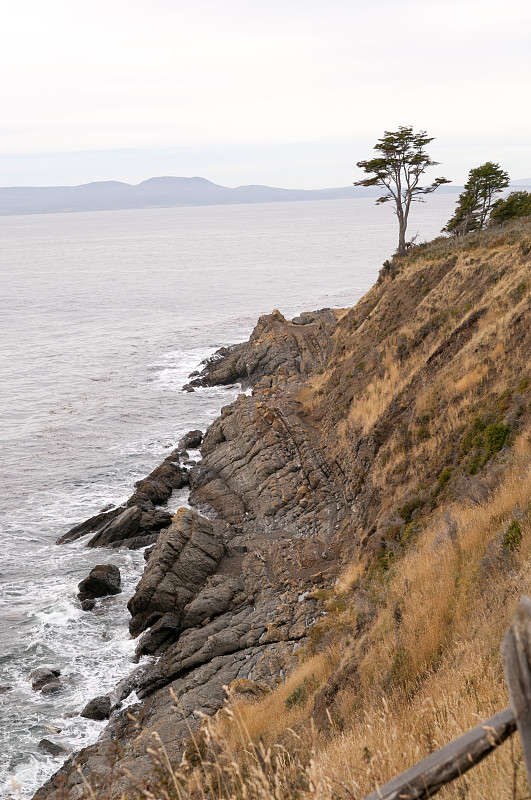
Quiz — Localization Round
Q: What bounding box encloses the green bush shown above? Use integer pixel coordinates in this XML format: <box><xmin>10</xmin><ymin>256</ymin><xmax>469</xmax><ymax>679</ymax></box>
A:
<box><xmin>484</xmin><ymin>423</ymin><xmax>510</xmax><ymax>459</ymax></box>
<box><xmin>398</xmin><ymin>497</ymin><xmax>424</xmax><ymax>524</ymax></box>
<box><xmin>503</xmin><ymin>520</ymin><xmax>522</xmax><ymax>552</ymax></box>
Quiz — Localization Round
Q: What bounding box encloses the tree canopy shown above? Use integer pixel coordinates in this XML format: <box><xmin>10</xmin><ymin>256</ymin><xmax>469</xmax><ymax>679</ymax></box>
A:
<box><xmin>443</xmin><ymin>162</ymin><xmax>510</xmax><ymax>236</ymax></box>
<box><xmin>490</xmin><ymin>190</ymin><xmax>531</xmax><ymax>224</ymax></box>
<box><xmin>355</xmin><ymin>126</ymin><xmax>450</xmax><ymax>256</ymax></box>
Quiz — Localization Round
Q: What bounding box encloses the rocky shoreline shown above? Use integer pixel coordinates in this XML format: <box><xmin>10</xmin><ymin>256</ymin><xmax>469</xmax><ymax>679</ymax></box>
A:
<box><xmin>33</xmin><ymin>307</ymin><xmax>345</xmax><ymax>800</ymax></box>
<box><xmin>30</xmin><ymin>228</ymin><xmax>531</xmax><ymax>799</ymax></box>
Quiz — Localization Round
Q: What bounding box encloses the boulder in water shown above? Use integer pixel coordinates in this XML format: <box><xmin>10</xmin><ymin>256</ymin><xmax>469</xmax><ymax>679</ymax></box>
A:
<box><xmin>80</xmin><ymin>695</ymin><xmax>112</xmax><ymax>720</ymax></box>
<box><xmin>77</xmin><ymin>564</ymin><xmax>121</xmax><ymax>605</ymax></box>
<box><xmin>38</xmin><ymin>739</ymin><xmax>68</xmax><ymax>757</ymax></box>
<box><xmin>29</xmin><ymin>667</ymin><xmax>61</xmax><ymax>692</ymax></box>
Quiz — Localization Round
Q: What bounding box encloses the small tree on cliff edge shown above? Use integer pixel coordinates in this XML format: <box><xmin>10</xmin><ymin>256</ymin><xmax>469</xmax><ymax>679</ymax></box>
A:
<box><xmin>443</xmin><ymin>161</ymin><xmax>510</xmax><ymax>236</ymax></box>
<box><xmin>355</xmin><ymin>126</ymin><xmax>450</xmax><ymax>257</ymax></box>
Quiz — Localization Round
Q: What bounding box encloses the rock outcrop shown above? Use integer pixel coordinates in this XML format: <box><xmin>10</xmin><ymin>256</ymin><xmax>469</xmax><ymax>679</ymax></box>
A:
<box><xmin>128</xmin><ymin>508</ymin><xmax>226</xmax><ymax>640</ymax></box>
<box><xmin>183</xmin><ymin>308</ymin><xmax>336</xmax><ymax>390</ymax></box>
<box><xmin>55</xmin><ymin>455</ymin><xmax>188</xmax><ymax>548</ymax></box>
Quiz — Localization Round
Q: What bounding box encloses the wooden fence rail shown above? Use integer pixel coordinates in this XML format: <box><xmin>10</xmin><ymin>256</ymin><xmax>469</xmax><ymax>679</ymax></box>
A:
<box><xmin>362</xmin><ymin>596</ymin><xmax>531</xmax><ymax>800</ymax></box>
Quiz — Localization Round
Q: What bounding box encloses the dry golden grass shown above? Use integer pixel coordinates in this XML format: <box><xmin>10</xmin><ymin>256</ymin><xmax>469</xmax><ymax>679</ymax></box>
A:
<box><xmin>226</xmin><ymin>651</ymin><xmax>335</xmax><ymax>744</ymax></box>
<box><xmin>454</xmin><ymin>360</ymin><xmax>489</xmax><ymax>395</ymax></box>
<box><xmin>348</xmin><ymin>353</ymin><xmax>412</xmax><ymax>432</ymax></box>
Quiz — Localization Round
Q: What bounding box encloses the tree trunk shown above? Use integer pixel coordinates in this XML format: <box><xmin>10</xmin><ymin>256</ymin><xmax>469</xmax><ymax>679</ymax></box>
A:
<box><xmin>397</xmin><ymin>212</ymin><xmax>407</xmax><ymax>256</ymax></box>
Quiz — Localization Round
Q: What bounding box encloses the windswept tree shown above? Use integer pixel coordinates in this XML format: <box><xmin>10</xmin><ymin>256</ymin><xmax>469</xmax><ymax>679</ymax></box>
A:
<box><xmin>355</xmin><ymin>126</ymin><xmax>450</xmax><ymax>256</ymax></box>
<box><xmin>443</xmin><ymin>162</ymin><xmax>510</xmax><ymax>236</ymax></box>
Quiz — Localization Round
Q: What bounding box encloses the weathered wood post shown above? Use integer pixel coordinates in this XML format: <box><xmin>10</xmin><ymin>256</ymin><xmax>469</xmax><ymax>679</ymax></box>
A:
<box><xmin>502</xmin><ymin>594</ymin><xmax>531</xmax><ymax>790</ymax></box>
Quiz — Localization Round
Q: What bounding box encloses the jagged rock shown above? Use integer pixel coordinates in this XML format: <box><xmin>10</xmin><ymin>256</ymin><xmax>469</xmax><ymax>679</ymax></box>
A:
<box><xmin>80</xmin><ymin>695</ymin><xmax>112</xmax><ymax>721</ymax></box>
<box><xmin>55</xmin><ymin>506</ymin><xmax>126</xmax><ymax>545</ymax></box>
<box><xmin>87</xmin><ymin>506</ymin><xmax>142</xmax><ymax>548</ymax></box>
<box><xmin>138</xmin><ymin>510</ymin><xmax>173</xmax><ymax>531</ymax></box>
<box><xmin>128</xmin><ymin>508</ymin><xmax>225</xmax><ymax>638</ymax></box>
<box><xmin>32</xmin><ymin>311</ymin><xmax>341</xmax><ymax>800</ymax></box>
<box><xmin>107</xmin><ymin>663</ymin><xmax>151</xmax><ymax>707</ymax></box>
<box><xmin>77</xmin><ymin>565</ymin><xmax>121</xmax><ymax>604</ymax></box>
<box><xmin>80</xmin><ymin>599</ymin><xmax>96</xmax><ymax>611</ymax></box>
<box><xmin>29</xmin><ymin>668</ymin><xmax>61</xmax><ymax>691</ymax></box>
<box><xmin>178</xmin><ymin>429</ymin><xmax>203</xmax><ymax>450</ymax></box>
<box><xmin>136</xmin><ymin>546</ymin><xmax>322</xmax><ymax>698</ymax></box>
<box><xmin>126</xmin><ymin>462</ymin><xmax>189</xmax><ymax>510</ymax></box>
<box><xmin>135</xmin><ymin>612</ymin><xmax>182</xmax><ymax>656</ymax></box>
<box><xmin>38</xmin><ymin>739</ymin><xmax>68</xmax><ymax>757</ymax></box>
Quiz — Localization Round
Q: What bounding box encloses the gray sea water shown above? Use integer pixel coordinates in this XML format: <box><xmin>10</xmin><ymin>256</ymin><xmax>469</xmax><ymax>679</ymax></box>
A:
<box><xmin>0</xmin><ymin>194</ymin><xmax>458</xmax><ymax>797</ymax></box>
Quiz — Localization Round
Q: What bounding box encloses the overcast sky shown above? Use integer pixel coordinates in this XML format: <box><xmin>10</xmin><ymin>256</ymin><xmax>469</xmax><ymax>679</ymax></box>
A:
<box><xmin>2</xmin><ymin>0</ymin><xmax>530</xmax><ymax>188</ymax></box>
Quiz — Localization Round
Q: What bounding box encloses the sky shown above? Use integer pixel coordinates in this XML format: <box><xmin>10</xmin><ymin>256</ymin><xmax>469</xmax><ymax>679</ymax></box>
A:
<box><xmin>2</xmin><ymin>0</ymin><xmax>531</xmax><ymax>188</ymax></box>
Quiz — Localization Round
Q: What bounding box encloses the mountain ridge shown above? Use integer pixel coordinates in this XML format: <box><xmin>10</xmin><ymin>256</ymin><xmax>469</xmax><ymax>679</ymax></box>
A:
<box><xmin>0</xmin><ymin>175</ymin><xmax>462</xmax><ymax>216</ymax></box>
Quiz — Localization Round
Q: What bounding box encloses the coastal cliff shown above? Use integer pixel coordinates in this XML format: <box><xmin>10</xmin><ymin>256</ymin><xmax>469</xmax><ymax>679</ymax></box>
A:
<box><xmin>34</xmin><ymin>220</ymin><xmax>531</xmax><ymax>799</ymax></box>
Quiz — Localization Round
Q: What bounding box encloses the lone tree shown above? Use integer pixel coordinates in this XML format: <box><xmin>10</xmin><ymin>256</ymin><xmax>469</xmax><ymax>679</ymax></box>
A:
<box><xmin>443</xmin><ymin>161</ymin><xmax>510</xmax><ymax>236</ymax></box>
<box><xmin>355</xmin><ymin>126</ymin><xmax>450</xmax><ymax>256</ymax></box>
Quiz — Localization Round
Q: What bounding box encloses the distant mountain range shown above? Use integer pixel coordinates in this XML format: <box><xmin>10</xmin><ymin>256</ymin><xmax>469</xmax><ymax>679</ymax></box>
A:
<box><xmin>0</xmin><ymin>176</ymin><xmax>465</xmax><ymax>216</ymax></box>
<box><xmin>0</xmin><ymin>176</ymin><xmax>528</xmax><ymax>217</ymax></box>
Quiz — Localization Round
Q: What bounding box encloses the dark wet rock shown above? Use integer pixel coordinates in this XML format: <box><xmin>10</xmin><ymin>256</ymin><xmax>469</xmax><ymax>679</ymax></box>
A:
<box><xmin>80</xmin><ymin>695</ymin><xmax>112</xmax><ymax>721</ymax></box>
<box><xmin>40</xmin><ymin>681</ymin><xmax>64</xmax><ymax>695</ymax></box>
<box><xmin>135</xmin><ymin>612</ymin><xmax>182</xmax><ymax>656</ymax></box>
<box><xmin>38</xmin><ymin>739</ymin><xmax>68</xmax><ymax>757</ymax></box>
<box><xmin>128</xmin><ymin>508</ymin><xmax>225</xmax><ymax>638</ymax></box>
<box><xmin>178</xmin><ymin>429</ymin><xmax>203</xmax><ymax>450</ymax></box>
<box><xmin>0</xmin><ymin>684</ymin><xmax>13</xmax><ymax>694</ymax></box>
<box><xmin>56</xmin><ymin>506</ymin><xmax>126</xmax><ymax>545</ymax></box>
<box><xmin>80</xmin><ymin>599</ymin><xmax>96</xmax><ymax>612</ymax></box>
<box><xmin>29</xmin><ymin>668</ymin><xmax>61</xmax><ymax>691</ymax></box>
<box><xmin>78</xmin><ymin>565</ymin><xmax>121</xmax><ymax>605</ymax></box>
<box><xmin>87</xmin><ymin>506</ymin><xmax>142</xmax><ymax>548</ymax></box>
<box><xmin>143</xmin><ymin>545</ymin><xmax>156</xmax><ymax>561</ymax></box>
<box><xmin>112</xmin><ymin>532</ymin><xmax>160</xmax><ymax>551</ymax></box>
<box><xmin>126</xmin><ymin>462</ymin><xmax>189</xmax><ymax>510</ymax></box>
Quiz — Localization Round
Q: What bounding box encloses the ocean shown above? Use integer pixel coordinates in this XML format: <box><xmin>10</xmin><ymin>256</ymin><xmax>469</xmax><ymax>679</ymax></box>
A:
<box><xmin>0</xmin><ymin>194</ymin><xmax>457</xmax><ymax>796</ymax></box>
